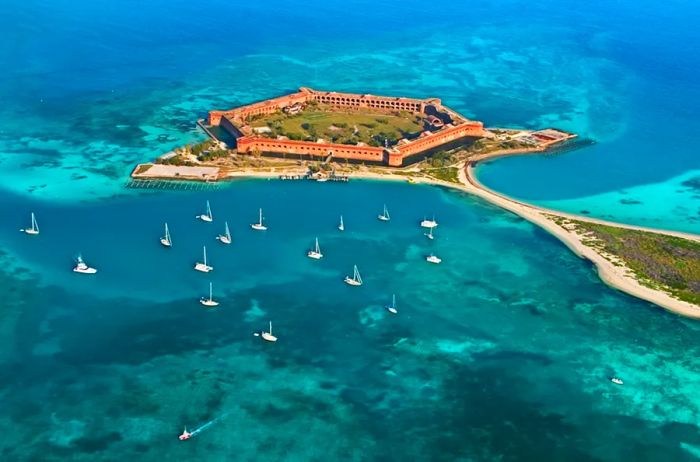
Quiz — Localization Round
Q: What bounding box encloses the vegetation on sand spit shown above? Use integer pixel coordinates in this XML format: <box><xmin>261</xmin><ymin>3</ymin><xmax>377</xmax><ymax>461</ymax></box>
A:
<box><xmin>552</xmin><ymin>217</ymin><xmax>700</xmax><ymax>305</ymax></box>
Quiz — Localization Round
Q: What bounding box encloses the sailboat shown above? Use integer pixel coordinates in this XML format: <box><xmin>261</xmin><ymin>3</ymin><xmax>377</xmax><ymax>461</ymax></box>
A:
<box><xmin>420</xmin><ymin>215</ymin><xmax>438</xmax><ymax>228</ymax></box>
<box><xmin>216</xmin><ymin>221</ymin><xmax>232</xmax><ymax>244</ymax></box>
<box><xmin>338</xmin><ymin>215</ymin><xmax>345</xmax><ymax>232</ymax></box>
<box><xmin>424</xmin><ymin>226</ymin><xmax>434</xmax><ymax>240</ymax></box>
<box><xmin>377</xmin><ymin>204</ymin><xmax>390</xmax><ymax>222</ymax></box>
<box><xmin>20</xmin><ymin>212</ymin><xmax>40</xmax><ymax>235</ymax></box>
<box><xmin>200</xmin><ymin>282</ymin><xmax>219</xmax><ymax>307</ymax></box>
<box><xmin>251</xmin><ymin>208</ymin><xmax>267</xmax><ymax>231</ymax></box>
<box><xmin>73</xmin><ymin>255</ymin><xmax>97</xmax><ymax>274</ymax></box>
<box><xmin>386</xmin><ymin>294</ymin><xmax>398</xmax><ymax>314</ymax></box>
<box><xmin>197</xmin><ymin>200</ymin><xmax>213</xmax><ymax>222</ymax></box>
<box><xmin>160</xmin><ymin>222</ymin><xmax>172</xmax><ymax>247</ymax></box>
<box><xmin>344</xmin><ymin>265</ymin><xmax>363</xmax><ymax>286</ymax></box>
<box><xmin>194</xmin><ymin>246</ymin><xmax>213</xmax><ymax>272</ymax></box>
<box><xmin>307</xmin><ymin>237</ymin><xmax>323</xmax><ymax>259</ymax></box>
<box><xmin>261</xmin><ymin>321</ymin><xmax>278</xmax><ymax>342</ymax></box>
<box><xmin>426</xmin><ymin>253</ymin><xmax>442</xmax><ymax>264</ymax></box>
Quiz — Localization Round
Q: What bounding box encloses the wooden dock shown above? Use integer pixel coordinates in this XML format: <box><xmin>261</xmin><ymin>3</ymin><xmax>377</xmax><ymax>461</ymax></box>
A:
<box><xmin>125</xmin><ymin>179</ymin><xmax>222</xmax><ymax>191</ymax></box>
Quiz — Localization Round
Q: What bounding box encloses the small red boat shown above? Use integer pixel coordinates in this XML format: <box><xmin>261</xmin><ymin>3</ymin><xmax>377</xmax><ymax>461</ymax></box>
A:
<box><xmin>178</xmin><ymin>427</ymin><xmax>192</xmax><ymax>441</ymax></box>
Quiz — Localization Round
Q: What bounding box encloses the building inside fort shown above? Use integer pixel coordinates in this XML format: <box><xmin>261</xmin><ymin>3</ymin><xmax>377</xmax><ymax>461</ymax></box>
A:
<box><xmin>207</xmin><ymin>87</ymin><xmax>485</xmax><ymax>167</ymax></box>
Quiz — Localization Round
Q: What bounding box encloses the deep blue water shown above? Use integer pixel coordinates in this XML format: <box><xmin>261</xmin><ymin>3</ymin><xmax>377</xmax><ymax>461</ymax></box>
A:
<box><xmin>1</xmin><ymin>0</ymin><xmax>700</xmax><ymax>460</ymax></box>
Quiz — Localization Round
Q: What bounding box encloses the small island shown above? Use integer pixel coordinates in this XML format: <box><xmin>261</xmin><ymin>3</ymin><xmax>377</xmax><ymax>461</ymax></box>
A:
<box><xmin>131</xmin><ymin>87</ymin><xmax>700</xmax><ymax>318</ymax></box>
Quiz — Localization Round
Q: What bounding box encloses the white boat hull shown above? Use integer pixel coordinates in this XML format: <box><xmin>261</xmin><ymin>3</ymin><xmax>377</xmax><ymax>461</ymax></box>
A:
<box><xmin>194</xmin><ymin>263</ymin><xmax>213</xmax><ymax>272</ymax></box>
<box><xmin>160</xmin><ymin>238</ymin><xmax>172</xmax><ymax>247</ymax></box>
<box><xmin>426</xmin><ymin>256</ymin><xmax>442</xmax><ymax>264</ymax></box>
<box><xmin>344</xmin><ymin>277</ymin><xmax>362</xmax><ymax>286</ymax></box>
<box><xmin>198</xmin><ymin>215</ymin><xmax>213</xmax><ymax>222</ymax></box>
<box><xmin>307</xmin><ymin>251</ymin><xmax>323</xmax><ymax>259</ymax></box>
<box><xmin>420</xmin><ymin>221</ymin><xmax>438</xmax><ymax>228</ymax></box>
<box><xmin>378</xmin><ymin>215</ymin><xmax>390</xmax><ymax>222</ymax></box>
<box><xmin>200</xmin><ymin>299</ymin><xmax>219</xmax><ymax>307</ymax></box>
<box><xmin>386</xmin><ymin>307</ymin><xmax>398</xmax><ymax>314</ymax></box>
<box><xmin>74</xmin><ymin>267</ymin><xmax>97</xmax><ymax>274</ymax></box>
<box><xmin>24</xmin><ymin>229</ymin><xmax>39</xmax><ymax>235</ymax></box>
<box><xmin>261</xmin><ymin>332</ymin><xmax>277</xmax><ymax>342</ymax></box>
<box><xmin>217</xmin><ymin>236</ymin><xmax>232</xmax><ymax>244</ymax></box>
<box><xmin>251</xmin><ymin>224</ymin><xmax>267</xmax><ymax>231</ymax></box>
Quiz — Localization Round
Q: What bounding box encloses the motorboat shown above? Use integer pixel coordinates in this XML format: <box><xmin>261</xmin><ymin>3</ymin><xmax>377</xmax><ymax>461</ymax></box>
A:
<box><xmin>426</xmin><ymin>254</ymin><xmax>442</xmax><ymax>264</ymax></box>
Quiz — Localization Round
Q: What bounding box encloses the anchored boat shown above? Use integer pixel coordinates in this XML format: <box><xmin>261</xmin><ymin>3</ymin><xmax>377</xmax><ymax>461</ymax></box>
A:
<box><xmin>251</xmin><ymin>208</ymin><xmax>267</xmax><ymax>231</ymax></box>
<box><xmin>197</xmin><ymin>200</ymin><xmax>213</xmax><ymax>222</ymax></box>
<box><xmin>160</xmin><ymin>222</ymin><xmax>172</xmax><ymax>247</ymax></box>
<box><xmin>344</xmin><ymin>265</ymin><xmax>363</xmax><ymax>286</ymax></box>
<box><xmin>194</xmin><ymin>246</ymin><xmax>213</xmax><ymax>272</ymax></box>
<box><xmin>426</xmin><ymin>253</ymin><xmax>442</xmax><ymax>264</ymax></box>
<box><xmin>200</xmin><ymin>282</ymin><xmax>219</xmax><ymax>307</ymax></box>
<box><xmin>420</xmin><ymin>215</ymin><xmax>438</xmax><ymax>228</ymax></box>
<box><xmin>386</xmin><ymin>294</ymin><xmax>398</xmax><ymax>314</ymax></box>
<box><xmin>378</xmin><ymin>204</ymin><xmax>390</xmax><ymax>222</ymax></box>
<box><xmin>217</xmin><ymin>221</ymin><xmax>232</xmax><ymax>244</ymax></box>
<box><xmin>20</xmin><ymin>212</ymin><xmax>40</xmax><ymax>235</ymax></box>
<box><xmin>261</xmin><ymin>321</ymin><xmax>277</xmax><ymax>342</ymax></box>
<box><xmin>73</xmin><ymin>255</ymin><xmax>97</xmax><ymax>274</ymax></box>
<box><xmin>307</xmin><ymin>237</ymin><xmax>323</xmax><ymax>259</ymax></box>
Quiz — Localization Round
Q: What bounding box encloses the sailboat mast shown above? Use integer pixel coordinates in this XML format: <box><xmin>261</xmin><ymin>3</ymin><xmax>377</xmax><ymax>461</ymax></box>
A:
<box><xmin>203</xmin><ymin>246</ymin><xmax>207</xmax><ymax>265</ymax></box>
<box><xmin>269</xmin><ymin>321</ymin><xmax>272</xmax><ymax>335</ymax></box>
<box><xmin>209</xmin><ymin>282</ymin><xmax>213</xmax><ymax>301</ymax></box>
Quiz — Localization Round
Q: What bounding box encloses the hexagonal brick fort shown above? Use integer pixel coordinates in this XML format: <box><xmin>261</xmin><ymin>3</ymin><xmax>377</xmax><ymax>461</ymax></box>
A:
<box><xmin>208</xmin><ymin>87</ymin><xmax>485</xmax><ymax>167</ymax></box>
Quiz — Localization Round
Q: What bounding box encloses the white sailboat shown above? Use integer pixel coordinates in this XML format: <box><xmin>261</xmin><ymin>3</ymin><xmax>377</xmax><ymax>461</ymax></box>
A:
<box><xmin>338</xmin><ymin>215</ymin><xmax>345</xmax><ymax>232</ymax></box>
<box><xmin>194</xmin><ymin>245</ymin><xmax>213</xmax><ymax>272</ymax></box>
<box><xmin>200</xmin><ymin>282</ymin><xmax>219</xmax><ymax>307</ymax></box>
<box><xmin>307</xmin><ymin>237</ymin><xmax>323</xmax><ymax>259</ymax></box>
<box><xmin>420</xmin><ymin>215</ymin><xmax>438</xmax><ymax>228</ymax></box>
<box><xmin>344</xmin><ymin>265</ymin><xmax>363</xmax><ymax>286</ymax></box>
<box><xmin>426</xmin><ymin>253</ymin><xmax>442</xmax><ymax>264</ymax></box>
<box><xmin>424</xmin><ymin>226</ymin><xmax>434</xmax><ymax>240</ymax></box>
<box><xmin>261</xmin><ymin>321</ymin><xmax>278</xmax><ymax>342</ymax></box>
<box><xmin>378</xmin><ymin>204</ymin><xmax>390</xmax><ymax>222</ymax></box>
<box><xmin>251</xmin><ymin>208</ymin><xmax>267</xmax><ymax>231</ymax></box>
<box><xmin>160</xmin><ymin>222</ymin><xmax>172</xmax><ymax>247</ymax></box>
<box><xmin>217</xmin><ymin>221</ymin><xmax>232</xmax><ymax>244</ymax></box>
<box><xmin>386</xmin><ymin>294</ymin><xmax>398</xmax><ymax>314</ymax></box>
<box><xmin>20</xmin><ymin>212</ymin><xmax>40</xmax><ymax>235</ymax></box>
<box><xmin>73</xmin><ymin>255</ymin><xmax>97</xmax><ymax>274</ymax></box>
<box><xmin>197</xmin><ymin>200</ymin><xmax>213</xmax><ymax>222</ymax></box>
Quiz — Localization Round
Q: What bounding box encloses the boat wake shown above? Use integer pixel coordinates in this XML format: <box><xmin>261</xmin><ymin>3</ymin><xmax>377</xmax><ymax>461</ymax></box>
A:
<box><xmin>191</xmin><ymin>413</ymin><xmax>227</xmax><ymax>437</ymax></box>
<box><xmin>181</xmin><ymin>413</ymin><xmax>227</xmax><ymax>440</ymax></box>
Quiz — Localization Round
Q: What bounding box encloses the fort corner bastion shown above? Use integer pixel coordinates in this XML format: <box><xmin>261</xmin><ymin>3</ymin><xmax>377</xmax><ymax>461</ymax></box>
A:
<box><xmin>206</xmin><ymin>87</ymin><xmax>485</xmax><ymax>167</ymax></box>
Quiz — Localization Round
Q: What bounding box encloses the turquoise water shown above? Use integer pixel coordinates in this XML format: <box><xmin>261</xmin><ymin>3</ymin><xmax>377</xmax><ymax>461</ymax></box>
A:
<box><xmin>2</xmin><ymin>0</ymin><xmax>700</xmax><ymax>460</ymax></box>
<box><xmin>3</xmin><ymin>180</ymin><xmax>700</xmax><ymax>461</ymax></box>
